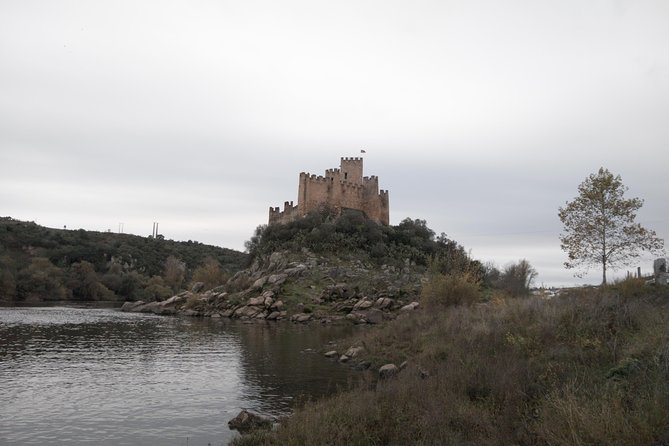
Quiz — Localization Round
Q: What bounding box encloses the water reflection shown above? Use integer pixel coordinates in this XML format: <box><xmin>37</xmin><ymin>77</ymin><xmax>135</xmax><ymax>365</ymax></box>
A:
<box><xmin>0</xmin><ymin>307</ymin><xmax>356</xmax><ymax>445</ymax></box>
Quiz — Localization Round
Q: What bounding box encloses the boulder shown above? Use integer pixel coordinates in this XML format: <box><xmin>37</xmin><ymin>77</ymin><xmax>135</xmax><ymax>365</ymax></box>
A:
<box><xmin>161</xmin><ymin>294</ymin><xmax>187</xmax><ymax>307</ymax></box>
<box><xmin>344</xmin><ymin>346</ymin><xmax>364</xmax><ymax>358</ymax></box>
<box><xmin>400</xmin><ymin>301</ymin><xmax>420</xmax><ymax>312</ymax></box>
<box><xmin>267</xmin><ymin>273</ymin><xmax>287</xmax><ymax>285</ymax></box>
<box><xmin>234</xmin><ymin>306</ymin><xmax>261</xmax><ymax>318</ymax></box>
<box><xmin>228</xmin><ymin>409</ymin><xmax>272</xmax><ymax>433</ymax></box>
<box><xmin>324</xmin><ymin>350</ymin><xmax>338</xmax><ymax>358</ymax></box>
<box><xmin>379</xmin><ymin>363</ymin><xmax>399</xmax><ymax>379</ymax></box>
<box><xmin>268</xmin><ymin>251</ymin><xmax>287</xmax><ymax>271</ymax></box>
<box><xmin>191</xmin><ymin>282</ymin><xmax>205</xmax><ymax>293</ymax></box>
<box><xmin>290</xmin><ymin>313</ymin><xmax>312</xmax><ymax>323</ymax></box>
<box><xmin>270</xmin><ymin>300</ymin><xmax>284</xmax><ymax>311</ymax></box>
<box><xmin>374</xmin><ymin>297</ymin><xmax>393</xmax><ymax>309</ymax></box>
<box><xmin>120</xmin><ymin>301</ymin><xmax>145</xmax><ymax>312</ymax></box>
<box><xmin>247</xmin><ymin>296</ymin><xmax>265</xmax><ymax>306</ymax></box>
<box><xmin>284</xmin><ymin>264</ymin><xmax>307</xmax><ymax>275</ymax></box>
<box><xmin>137</xmin><ymin>301</ymin><xmax>161</xmax><ymax>313</ymax></box>
<box><xmin>353</xmin><ymin>299</ymin><xmax>373</xmax><ymax>311</ymax></box>
<box><xmin>251</xmin><ymin>276</ymin><xmax>268</xmax><ymax>290</ymax></box>
<box><xmin>266</xmin><ymin>311</ymin><xmax>281</xmax><ymax>320</ymax></box>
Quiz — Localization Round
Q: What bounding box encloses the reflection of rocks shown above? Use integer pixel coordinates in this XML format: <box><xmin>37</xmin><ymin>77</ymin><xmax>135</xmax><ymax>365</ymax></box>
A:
<box><xmin>121</xmin><ymin>250</ymin><xmax>425</xmax><ymax>323</ymax></box>
<box><xmin>228</xmin><ymin>409</ymin><xmax>272</xmax><ymax>433</ymax></box>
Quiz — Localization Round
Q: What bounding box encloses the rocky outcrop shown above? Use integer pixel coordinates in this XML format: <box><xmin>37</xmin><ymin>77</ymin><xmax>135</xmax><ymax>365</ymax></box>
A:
<box><xmin>121</xmin><ymin>250</ymin><xmax>425</xmax><ymax>323</ymax></box>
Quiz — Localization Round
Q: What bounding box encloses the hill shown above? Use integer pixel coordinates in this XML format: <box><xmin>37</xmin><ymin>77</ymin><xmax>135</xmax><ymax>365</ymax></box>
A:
<box><xmin>0</xmin><ymin>217</ymin><xmax>248</xmax><ymax>303</ymax></box>
<box><xmin>122</xmin><ymin>210</ymin><xmax>537</xmax><ymax>322</ymax></box>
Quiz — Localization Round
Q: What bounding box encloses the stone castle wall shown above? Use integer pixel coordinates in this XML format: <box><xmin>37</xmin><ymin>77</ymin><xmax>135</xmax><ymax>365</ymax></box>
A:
<box><xmin>269</xmin><ymin>157</ymin><xmax>389</xmax><ymax>225</ymax></box>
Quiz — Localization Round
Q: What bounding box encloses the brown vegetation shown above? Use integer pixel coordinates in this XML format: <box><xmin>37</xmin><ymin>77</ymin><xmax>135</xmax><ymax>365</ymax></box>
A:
<box><xmin>232</xmin><ymin>278</ymin><xmax>669</xmax><ymax>446</ymax></box>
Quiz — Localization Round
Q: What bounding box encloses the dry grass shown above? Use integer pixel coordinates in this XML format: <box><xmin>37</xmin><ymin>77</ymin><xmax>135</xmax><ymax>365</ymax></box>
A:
<box><xmin>231</xmin><ymin>279</ymin><xmax>669</xmax><ymax>446</ymax></box>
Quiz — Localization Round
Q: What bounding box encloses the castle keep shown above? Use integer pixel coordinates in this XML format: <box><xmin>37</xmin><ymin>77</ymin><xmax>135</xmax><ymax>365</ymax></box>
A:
<box><xmin>269</xmin><ymin>157</ymin><xmax>390</xmax><ymax>226</ymax></box>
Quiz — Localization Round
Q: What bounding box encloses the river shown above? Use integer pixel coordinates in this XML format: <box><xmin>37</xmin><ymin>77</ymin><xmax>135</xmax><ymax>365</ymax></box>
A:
<box><xmin>0</xmin><ymin>306</ymin><xmax>359</xmax><ymax>445</ymax></box>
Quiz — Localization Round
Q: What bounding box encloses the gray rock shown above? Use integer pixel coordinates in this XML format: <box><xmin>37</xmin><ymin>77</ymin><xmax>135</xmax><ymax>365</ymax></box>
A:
<box><xmin>374</xmin><ymin>297</ymin><xmax>393</xmax><ymax>309</ymax></box>
<box><xmin>290</xmin><ymin>313</ymin><xmax>312</xmax><ymax>323</ymax></box>
<box><xmin>266</xmin><ymin>311</ymin><xmax>281</xmax><ymax>320</ymax></box>
<box><xmin>400</xmin><ymin>301</ymin><xmax>420</xmax><ymax>312</ymax></box>
<box><xmin>234</xmin><ymin>306</ymin><xmax>261</xmax><ymax>318</ymax></box>
<box><xmin>267</xmin><ymin>273</ymin><xmax>288</xmax><ymax>285</ymax></box>
<box><xmin>228</xmin><ymin>409</ymin><xmax>272</xmax><ymax>433</ymax></box>
<box><xmin>353</xmin><ymin>299</ymin><xmax>374</xmax><ymax>311</ymax></box>
<box><xmin>379</xmin><ymin>363</ymin><xmax>399</xmax><ymax>379</ymax></box>
<box><xmin>284</xmin><ymin>264</ymin><xmax>307</xmax><ymax>275</ymax></box>
<box><xmin>248</xmin><ymin>296</ymin><xmax>265</xmax><ymax>306</ymax></box>
<box><xmin>324</xmin><ymin>350</ymin><xmax>338</xmax><ymax>358</ymax></box>
<box><xmin>191</xmin><ymin>282</ymin><xmax>205</xmax><ymax>293</ymax></box>
<box><xmin>344</xmin><ymin>346</ymin><xmax>364</xmax><ymax>358</ymax></box>
<box><xmin>120</xmin><ymin>301</ymin><xmax>145</xmax><ymax>312</ymax></box>
<box><xmin>270</xmin><ymin>300</ymin><xmax>284</xmax><ymax>311</ymax></box>
<box><xmin>252</xmin><ymin>276</ymin><xmax>268</xmax><ymax>290</ymax></box>
<box><xmin>137</xmin><ymin>301</ymin><xmax>161</xmax><ymax>313</ymax></box>
<box><xmin>339</xmin><ymin>354</ymin><xmax>350</xmax><ymax>363</ymax></box>
<box><xmin>268</xmin><ymin>252</ymin><xmax>287</xmax><ymax>271</ymax></box>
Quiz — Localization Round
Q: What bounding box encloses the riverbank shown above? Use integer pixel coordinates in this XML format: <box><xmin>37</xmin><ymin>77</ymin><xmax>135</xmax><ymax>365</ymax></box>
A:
<box><xmin>230</xmin><ymin>279</ymin><xmax>669</xmax><ymax>445</ymax></box>
<box><xmin>121</xmin><ymin>250</ymin><xmax>424</xmax><ymax>324</ymax></box>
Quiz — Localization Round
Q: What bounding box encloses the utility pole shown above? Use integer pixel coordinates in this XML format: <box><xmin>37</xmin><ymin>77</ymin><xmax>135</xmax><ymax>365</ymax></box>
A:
<box><xmin>118</xmin><ymin>222</ymin><xmax>124</xmax><ymax>234</ymax></box>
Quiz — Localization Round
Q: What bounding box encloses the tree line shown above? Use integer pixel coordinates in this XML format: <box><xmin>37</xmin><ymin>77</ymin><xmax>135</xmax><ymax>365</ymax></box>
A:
<box><xmin>0</xmin><ymin>218</ymin><xmax>247</xmax><ymax>303</ymax></box>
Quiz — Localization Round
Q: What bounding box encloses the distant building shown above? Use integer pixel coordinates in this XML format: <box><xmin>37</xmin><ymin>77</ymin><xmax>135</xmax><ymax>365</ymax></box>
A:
<box><xmin>269</xmin><ymin>157</ymin><xmax>389</xmax><ymax>225</ymax></box>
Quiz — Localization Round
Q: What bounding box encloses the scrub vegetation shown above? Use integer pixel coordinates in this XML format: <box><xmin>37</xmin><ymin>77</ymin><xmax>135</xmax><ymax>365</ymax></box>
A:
<box><xmin>0</xmin><ymin>217</ymin><xmax>247</xmax><ymax>303</ymax></box>
<box><xmin>232</xmin><ymin>279</ymin><xmax>669</xmax><ymax>446</ymax></box>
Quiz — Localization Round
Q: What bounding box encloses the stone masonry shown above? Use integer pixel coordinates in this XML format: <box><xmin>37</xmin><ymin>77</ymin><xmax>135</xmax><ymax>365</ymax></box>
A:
<box><xmin>269</xmin><ymin>157</ymin><xmax>389</xmax><ymax>225</ymax></box>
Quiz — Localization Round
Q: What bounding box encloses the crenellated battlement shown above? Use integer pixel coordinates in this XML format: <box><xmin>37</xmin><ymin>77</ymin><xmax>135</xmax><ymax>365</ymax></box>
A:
<box><xmin>269</xmin><ymin>157</ymin><xmax>389</xmax><ymax>225</ymax></box>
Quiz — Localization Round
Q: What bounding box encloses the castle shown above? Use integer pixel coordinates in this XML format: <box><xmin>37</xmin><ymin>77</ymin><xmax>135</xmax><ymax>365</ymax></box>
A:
<box><xmin>269</xmin><ymin>157</ymin><xmax>390</xmax><ymax>226</ymax></box>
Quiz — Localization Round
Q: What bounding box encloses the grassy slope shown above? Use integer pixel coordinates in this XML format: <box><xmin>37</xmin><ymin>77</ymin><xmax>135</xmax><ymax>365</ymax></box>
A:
<box><xmin>233</xmin><ymin>281</ymin><xmax>669</xmax><ymax>446</ymax></box>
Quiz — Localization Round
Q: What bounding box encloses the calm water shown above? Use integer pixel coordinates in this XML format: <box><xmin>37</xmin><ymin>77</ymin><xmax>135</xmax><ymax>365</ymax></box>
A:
<box><xmin>0</xmin><ymin>307</ymin><xmax>358</xmax><ymax>445</ymax></box>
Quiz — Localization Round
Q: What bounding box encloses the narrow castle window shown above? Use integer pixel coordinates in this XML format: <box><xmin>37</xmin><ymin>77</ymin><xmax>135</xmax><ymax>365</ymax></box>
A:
<box><xmin>344</xmin><ymin>172</ymin><xmax>348</xmax><ymax>180</ymax></box>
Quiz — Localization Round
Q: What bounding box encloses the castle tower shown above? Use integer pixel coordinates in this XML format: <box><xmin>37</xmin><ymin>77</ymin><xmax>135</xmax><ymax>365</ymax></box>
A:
<box><xmin>340</xmin><ymin>157</ymin><xmax>363</xmax><ymax>185</ymax></box>
<box><xmin>269</xmin><ymin>157</ymin><xmax>389</xmax><ymax>226</ymax></box>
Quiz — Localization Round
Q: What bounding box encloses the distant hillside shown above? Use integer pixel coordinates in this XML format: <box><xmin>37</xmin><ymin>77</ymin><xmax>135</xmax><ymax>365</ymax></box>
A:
<box><xmin>0</xmin><ymin>217</ymin><xmax>248</xmax><ymax>303</ymax></box>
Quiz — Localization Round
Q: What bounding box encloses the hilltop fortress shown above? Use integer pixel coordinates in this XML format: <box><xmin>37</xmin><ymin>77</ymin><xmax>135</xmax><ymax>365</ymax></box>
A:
<box><xmin>269</xmin><ymin>157</ymin><xmax>390</xmax><ymax>226</ymax></box>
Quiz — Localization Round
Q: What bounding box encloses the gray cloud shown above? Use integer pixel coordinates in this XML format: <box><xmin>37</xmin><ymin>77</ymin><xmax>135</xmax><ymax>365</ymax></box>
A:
<box><xmin>2</xmin><ymin>0</ymin><xmax>668</xmax><ymax>286</ymax></box>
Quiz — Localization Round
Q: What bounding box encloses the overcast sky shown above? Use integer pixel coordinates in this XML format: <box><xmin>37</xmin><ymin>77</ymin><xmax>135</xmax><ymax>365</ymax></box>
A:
<box><xmin>2</xmin><ymin>0</ymin><xmax>668</xmax><ymax>287</ymax></box>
